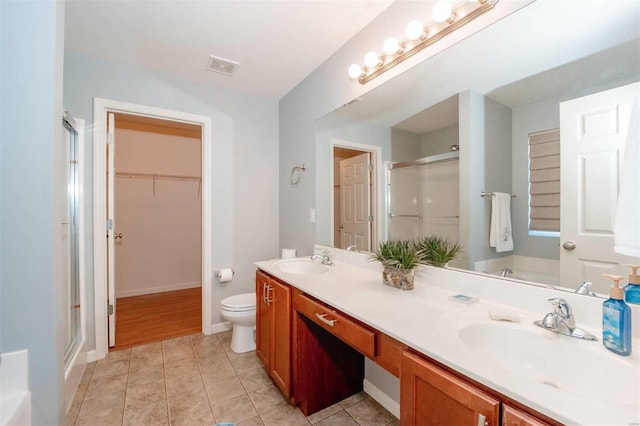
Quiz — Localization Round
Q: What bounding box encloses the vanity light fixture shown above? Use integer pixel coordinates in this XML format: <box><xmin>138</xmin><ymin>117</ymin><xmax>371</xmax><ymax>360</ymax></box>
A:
<box><xmin>348</xmin><ymin>0</ymin><xmax>498</xmax><ymax>84</ymax></box>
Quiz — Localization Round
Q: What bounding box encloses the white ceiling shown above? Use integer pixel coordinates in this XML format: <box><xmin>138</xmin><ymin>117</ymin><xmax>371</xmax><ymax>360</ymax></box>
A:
<box><xmin>64</xmin><ymin>0</ymin><xmax>394</xmax><ymax>100</ymax></box>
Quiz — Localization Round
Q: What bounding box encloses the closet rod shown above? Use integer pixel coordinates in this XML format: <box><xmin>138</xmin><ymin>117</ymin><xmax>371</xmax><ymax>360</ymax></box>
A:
<box><xmin>115</xmin><ymin>171</ymin><xmax>201</xmax><ymax>181</ymax></box>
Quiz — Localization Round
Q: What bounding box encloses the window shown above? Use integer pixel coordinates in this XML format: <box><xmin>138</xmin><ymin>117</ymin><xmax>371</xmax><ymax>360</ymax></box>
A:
<box><xmin>528</xmin><ymin>129</ymin><xmax>560</xmax><ymax>235</ymax></box>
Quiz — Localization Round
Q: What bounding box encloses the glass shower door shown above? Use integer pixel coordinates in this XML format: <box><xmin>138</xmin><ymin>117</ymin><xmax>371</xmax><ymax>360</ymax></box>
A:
<box><xmin>63</xmin><ymin>116</ymin><xmax>81</xmax><ymax>368</ymax></box>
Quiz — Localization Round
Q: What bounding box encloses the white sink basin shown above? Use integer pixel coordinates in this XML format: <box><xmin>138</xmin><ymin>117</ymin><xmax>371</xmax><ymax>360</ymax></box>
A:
<box><xmin>274</xmin><ymin>258</ymin><xmax>330</xmax><ymax>275</ymax></box>
<box><xmin>440</xmin><ymin>313</ymin><xmax>638</xmax><ymax>405</ymax></box>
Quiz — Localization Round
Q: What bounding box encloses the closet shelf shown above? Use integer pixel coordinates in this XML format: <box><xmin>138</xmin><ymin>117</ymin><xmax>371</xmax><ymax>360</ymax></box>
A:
<box><xmin>115</xmin><ymin>171</ymin><xmax>201</xmax><ymax>181</ymax></box>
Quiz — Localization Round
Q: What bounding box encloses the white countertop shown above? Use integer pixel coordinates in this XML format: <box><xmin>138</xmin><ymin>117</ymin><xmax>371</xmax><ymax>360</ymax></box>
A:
<box><xmin>256</xmin><ymin>250</ymin><xmax>640</xmax><ymax>426</ymax></box>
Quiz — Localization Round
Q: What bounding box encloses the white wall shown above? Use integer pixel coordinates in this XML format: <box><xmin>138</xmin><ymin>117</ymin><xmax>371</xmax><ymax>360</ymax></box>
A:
<box><xmin>0</xmin><ymin>1</ymin><xmax>66</xmax><ymax>423</ymax></box>
<box><xmin>114</xmin><ymin>128</ymin><xmax>202</xmax><ymax>297</ymax></box>
<box><xmin>63</xmin><ymin>53</ymin><xmax>279</xmax><ymax>351</ymax></box>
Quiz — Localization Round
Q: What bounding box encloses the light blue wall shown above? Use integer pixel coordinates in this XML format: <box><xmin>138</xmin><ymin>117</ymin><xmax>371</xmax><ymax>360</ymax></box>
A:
<box><xmin>63</xmin><ymin>53</ymin><xmax>279</xmax><ymax>351</ymax></box>
<box><xmin>420</xmin><ymin>126</ymin><xmax>459</xmax><ymax>157</ymax></box>
<box><xmin>0</xmin><ymin>1</ymin><xmax>66</xmax><ymax>424</ymax></box>
<box><xmin>391</xmin><ymin>128</ymin><xmax>420</xmax><ymax>162</ymax></box>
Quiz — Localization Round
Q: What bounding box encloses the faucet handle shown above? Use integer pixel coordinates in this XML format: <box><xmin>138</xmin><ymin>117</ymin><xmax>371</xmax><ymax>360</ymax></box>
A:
<box><xmin>548</xmin><ymin>298</ymin><xmax>571</xmax><ymax>317</ymax></box>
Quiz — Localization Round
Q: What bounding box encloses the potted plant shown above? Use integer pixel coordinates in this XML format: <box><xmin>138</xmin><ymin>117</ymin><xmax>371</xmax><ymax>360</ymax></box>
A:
<box><xmin>370</xmin><ymin>240</ymin><xmax>420</xmax><ymax>290</ymax></box>
<box><xmin>414</xmin><ymin>235</ymin><xmax>462</xmax><ymax>268</ymax></box>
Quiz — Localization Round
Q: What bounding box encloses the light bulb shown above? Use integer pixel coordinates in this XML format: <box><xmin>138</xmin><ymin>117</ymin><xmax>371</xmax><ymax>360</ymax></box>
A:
<box><xmin>364</xmin><ymin>51</ymin><xmax>380</xmax><ymax>69</ymax></box>
<box><xmin>432</xmin><ymin>1</ymin><xmax>453</xmax><ymax>23</ymax></box>
<box><xmin>348</xmin><ymin>64</ymin><xmax>363</xmax><ymax>79</ymax></box>
<box><xmin>405</xmin><ymin>20</ymin><xmax>424</xmax><ymax>40</ymax></box>
<box><xmin>383</xmin><ymin>37</ymin><xmax>401</xmax><ymax>56</ymax></box>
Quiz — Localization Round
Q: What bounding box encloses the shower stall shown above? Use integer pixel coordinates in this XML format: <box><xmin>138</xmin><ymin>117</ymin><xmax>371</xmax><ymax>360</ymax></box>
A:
<box><xmin>387</xmin><ymin>151</ymin><xmax>460</xmax><ymax>244</ymax></box>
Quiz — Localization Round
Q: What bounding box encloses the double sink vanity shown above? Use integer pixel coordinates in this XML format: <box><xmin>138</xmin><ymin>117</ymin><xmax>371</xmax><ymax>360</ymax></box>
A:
<box><xmin>255</xmin><ymin>247</ymin><xmax>640</xmax><ymax>426</ymax></box>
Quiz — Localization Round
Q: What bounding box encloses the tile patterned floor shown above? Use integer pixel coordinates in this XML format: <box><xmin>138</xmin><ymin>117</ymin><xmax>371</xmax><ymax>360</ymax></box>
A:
<box><xmin>67</xmin><ymin>331</ymin><xmax>399</xmax><ymax>426</ymax></box>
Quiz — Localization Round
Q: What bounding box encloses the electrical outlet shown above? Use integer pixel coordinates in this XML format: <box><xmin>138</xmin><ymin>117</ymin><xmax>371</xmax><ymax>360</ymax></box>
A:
<box><xmin>309</xmin><ymin>208</ymin><xmax>316</xmax><ymax>223</ymax></box>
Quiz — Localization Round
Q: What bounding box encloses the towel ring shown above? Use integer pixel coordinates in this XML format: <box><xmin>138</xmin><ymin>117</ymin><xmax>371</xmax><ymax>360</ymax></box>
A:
<box><xmin>290</xmin><ymin>164</ymin><xmax>306</xmax><ymax>186</ymax></box>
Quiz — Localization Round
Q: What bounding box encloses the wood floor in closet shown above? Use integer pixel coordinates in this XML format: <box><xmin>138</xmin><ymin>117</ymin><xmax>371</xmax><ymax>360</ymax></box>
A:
<box><xmin>110</xmin><ymin>287</ymin><xmax>202</xmax><ymax>351</ymax></box>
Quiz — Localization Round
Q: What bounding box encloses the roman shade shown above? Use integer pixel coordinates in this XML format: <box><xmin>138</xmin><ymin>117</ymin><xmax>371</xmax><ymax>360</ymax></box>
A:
<box><xmin>528</xmin><ymin>129</ymin><xmax>560</xmax><ymax>232</ymax></box>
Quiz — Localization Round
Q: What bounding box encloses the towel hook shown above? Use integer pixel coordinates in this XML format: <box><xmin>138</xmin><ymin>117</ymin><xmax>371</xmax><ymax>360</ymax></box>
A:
<box><xmin>290</xmin><ymin>164</ymin><xmax>306</xmax><ymax>186</ymax></box>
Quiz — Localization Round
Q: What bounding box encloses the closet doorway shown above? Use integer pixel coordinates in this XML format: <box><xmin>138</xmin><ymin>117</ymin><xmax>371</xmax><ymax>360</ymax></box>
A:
<box><xmin>110</xmin><ymin>113</ymin><xmax>202</xmax><ymax>350</ymax></box>
<box><xmin>93</xmin><ymin>99</ymin><xmax>213</xmax><ymax>359</ymax></box>
<box><xmin>330</xmin><ymin>139</ymin><xmax>382</xmax><ymax>252</ymax></box>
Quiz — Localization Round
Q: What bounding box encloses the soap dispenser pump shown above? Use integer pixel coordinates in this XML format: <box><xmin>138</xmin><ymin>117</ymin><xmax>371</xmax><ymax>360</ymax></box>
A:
<box><xmin>623</xmin><ymin>264</ymin><xmax>640</xmax><ymax>305</ymax></box>
<box><xmin>602</xmin><ymin>274</ymin><xmax>631</xmax><ymax>356</ymax></box>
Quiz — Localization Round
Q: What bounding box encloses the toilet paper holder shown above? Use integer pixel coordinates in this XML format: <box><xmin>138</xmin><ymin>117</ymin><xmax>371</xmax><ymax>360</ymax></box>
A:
<box><xmin>214</xmin><ymin>269</ymin><xmax>235</xmax><ymax>278</ymax></box>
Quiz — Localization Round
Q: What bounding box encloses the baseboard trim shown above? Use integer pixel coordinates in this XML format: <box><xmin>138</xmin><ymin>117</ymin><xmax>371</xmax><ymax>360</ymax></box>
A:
<box><xmin>115</xmin><ymin>281</ymin><xmax>201</xmax><ymax>298</ymax></box>
<box><xmin>209</xmin><ymin>321</ymin><xmax>233</xmax><ymax>335</ymax></box>
<box><xmin>85</xmin><ymin>350</ymin><xmax>97</xmax><ymax>363</ymax></box>
<box><xmin>363</xmin><ymin>378</ymin><xmax>400</xmax><ymax>419</ymax></box>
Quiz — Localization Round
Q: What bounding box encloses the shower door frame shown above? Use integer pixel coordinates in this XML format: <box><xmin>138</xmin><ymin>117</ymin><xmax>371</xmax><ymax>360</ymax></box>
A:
<box><xmin>62</xmin><ymin>113</ymin><xmax>87</xmax><ymax>411</ymax></box>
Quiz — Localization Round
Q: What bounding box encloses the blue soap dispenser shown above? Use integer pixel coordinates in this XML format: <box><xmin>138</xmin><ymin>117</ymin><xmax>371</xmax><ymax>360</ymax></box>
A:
<box><xmin>602</xmin><ymin>274</ymin><xmax>631</xmax><ymax>356</ymax></box>
<box><xmin>623</xmin><ymin>264</ymin><xmax>640</xmax><ymax>305</ymax></box>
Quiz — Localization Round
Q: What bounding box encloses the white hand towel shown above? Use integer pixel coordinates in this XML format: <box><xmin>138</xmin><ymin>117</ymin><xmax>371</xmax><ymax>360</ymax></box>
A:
<box><xmin>489</xmin><ymin>192</ymin><xmax>513</xmax><ymax>252</ymax></box>
<box><xmin>614</xmin><ymin>95</ymin><xmax>640</xmax><ymax>257</ymax></box>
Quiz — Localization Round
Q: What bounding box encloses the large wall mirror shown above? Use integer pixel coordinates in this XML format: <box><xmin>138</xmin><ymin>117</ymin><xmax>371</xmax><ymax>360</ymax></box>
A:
<box><xmin>315</xmin><ymin>0</ymin><xmax>640</xmax><ymax>297</ymax></box>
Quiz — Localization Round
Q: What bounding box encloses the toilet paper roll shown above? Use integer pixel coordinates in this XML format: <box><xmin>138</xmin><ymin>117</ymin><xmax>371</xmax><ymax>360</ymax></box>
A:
<box><xmin>281</xmin><ymin>248</ymin><xmax>297</xmax><ymax>259</ymax></box>
<box><xmin>218</xmin><ymin>268</ymin><xmax>234</xmax><ymax>283</ymax></box>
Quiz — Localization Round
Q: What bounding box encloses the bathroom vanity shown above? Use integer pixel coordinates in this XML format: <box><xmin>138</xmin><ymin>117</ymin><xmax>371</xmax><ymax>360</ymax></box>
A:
<box><xmin>255</xmin><ymin>249</ymin><xmax>640</xmax><ymax>426</ymax></box>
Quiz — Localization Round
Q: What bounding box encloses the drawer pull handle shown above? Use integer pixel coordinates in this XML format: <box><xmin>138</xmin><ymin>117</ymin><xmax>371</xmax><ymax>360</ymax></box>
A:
<box><xmin>477</xmin><ymin>414</ymin><xmax>488</xmax><ymax>426</ymax></box>
<box><xmin>316</xmin><ymin>313</ymin><xmax>336</xmax><ymax>327</ymax></box>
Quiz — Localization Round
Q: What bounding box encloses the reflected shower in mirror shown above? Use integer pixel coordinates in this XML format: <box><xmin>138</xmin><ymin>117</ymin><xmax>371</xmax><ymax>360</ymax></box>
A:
<box><xmin>315</xmin><ymin>0</ymin><xmax>640</xmax><ymax>297</ymax></box>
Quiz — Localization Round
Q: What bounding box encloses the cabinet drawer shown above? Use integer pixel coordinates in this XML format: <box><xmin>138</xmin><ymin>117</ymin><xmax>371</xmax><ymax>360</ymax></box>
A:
<box><xmin>294</xmin><ymin>292</ymin><xmax>375</xmax><ymax>359</ymax></box>
<box><xmin>375</xmin><ymin>333</ymin><xmax>407</xmax><ymax>378</ymax></box>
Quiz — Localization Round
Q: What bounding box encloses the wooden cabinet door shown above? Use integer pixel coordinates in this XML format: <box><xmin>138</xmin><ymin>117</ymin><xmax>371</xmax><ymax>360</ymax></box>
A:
<box><xmin>401</xmin><ymin>351</ymin><xmax>500</xmax><ymax>426</ymax></box>
<box><xmin>502</xmin><ymin>404</ymin><xmax>550</xmax><ymax>426</ymax></box>
<box><xmin>255</xmin><ymin>271</ymin><xmax>271</xmax><ymax>368</ymax></box>
<box><xmin>270</xmin><ymin>278</ymin><xmax>291</xmax><ymax>397</ymax></box>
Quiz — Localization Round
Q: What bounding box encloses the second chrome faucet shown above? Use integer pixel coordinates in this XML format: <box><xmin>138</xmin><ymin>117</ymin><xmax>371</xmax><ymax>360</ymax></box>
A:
<box><xmin>310</xmin><ymin>248</ymin><xmax>334</xmax><ymax>266</ymax></box>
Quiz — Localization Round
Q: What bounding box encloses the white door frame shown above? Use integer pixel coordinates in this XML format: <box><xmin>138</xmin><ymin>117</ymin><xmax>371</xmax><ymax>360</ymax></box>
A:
<box><xmin>93</xmin><ymin>98</ymin><xmax>213</xmax><ymax>360</ymax></box>
<box><xmin>329</xmin><ymin>138</ymin><xmax>383</xmax><ymax>249</ymax></box>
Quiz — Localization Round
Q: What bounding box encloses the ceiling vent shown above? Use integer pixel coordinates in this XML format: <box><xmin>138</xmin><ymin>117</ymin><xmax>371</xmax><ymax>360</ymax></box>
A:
<box><xmin>207</xmin><ymin>55</ymin><xmax>239</xmax><ymax>76</ymax></box>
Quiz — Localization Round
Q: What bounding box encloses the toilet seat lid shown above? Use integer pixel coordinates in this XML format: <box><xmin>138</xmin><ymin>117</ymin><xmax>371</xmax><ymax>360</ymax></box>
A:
<box><xmin>221</xmin><ymin>293</ymin><xmax>256</xmax><ymax>310</ymax></box>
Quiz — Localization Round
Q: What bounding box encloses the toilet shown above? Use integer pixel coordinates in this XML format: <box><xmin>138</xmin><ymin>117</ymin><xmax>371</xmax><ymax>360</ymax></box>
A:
<box><xmin>220</xmin><ymin>293</ymin><xmax>256</xmax><ymax>353</ymax></box>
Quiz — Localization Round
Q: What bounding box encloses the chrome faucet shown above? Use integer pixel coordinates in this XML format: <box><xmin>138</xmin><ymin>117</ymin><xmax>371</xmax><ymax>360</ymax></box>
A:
<box><xmin>310</xmin><ymin>248</ymin><xmax>334</xmax><ymax>266</ymax></box>
<box><xmin>534</xmin><ymin>298</ymin><xmax>597</xmax><ymax>341</ymax></box>
<box><xmin>574</xmin><ymin>281</ymin><xmax>597</xmax><ymax>296</ymax></box>
<box><xmin>346</xmin><ymin>245</ymin><xmax>357</xmax><ymax>252</ymax></box>
<box><xmin>500</xmin><ymin>267</ymin><xmax>513</xmax><ymax>277</ymax></box>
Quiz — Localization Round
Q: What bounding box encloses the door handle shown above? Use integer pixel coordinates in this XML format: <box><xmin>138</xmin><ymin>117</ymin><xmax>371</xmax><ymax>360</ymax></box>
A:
<box><xmin>262</xmin><ymin>283</ymin><xmax>268</xmax><ymax>304</ymax></box>
<box><xmin>339</xmin><ymin>225</ymin><xmax>344</xmax><ymax>229</ymax></box>
<box><xmin>562</xmin><ymin>241</ymin><xmax>576</xmax><ymax>251</ymax></box>
<box><xmin>114</xmin><ymin>233</ymin><xmax>123</xmax><ymax>240</ymax></box>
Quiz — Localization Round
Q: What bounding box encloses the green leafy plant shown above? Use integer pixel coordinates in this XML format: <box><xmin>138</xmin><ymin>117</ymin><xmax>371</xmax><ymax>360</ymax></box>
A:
<box><xmin>414</xmin><ymin>236</ymin><xmax>463</xmax><ymax>268</ymax></box>
<box><xmin>369</xmin><ymin>240</ymin><xmax>421</xmax><ymax>270</ymax></box>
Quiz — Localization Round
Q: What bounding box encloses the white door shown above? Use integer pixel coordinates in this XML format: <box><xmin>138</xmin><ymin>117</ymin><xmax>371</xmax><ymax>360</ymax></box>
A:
<box><xmin>560</xmin><ymin>82</ymin><xmax>639</xmax><ymax>294</ymax></box>
<box><xmin>340</xmin><ymin>153</ymin><xmax>371</xmax><ymax>251</ymax></box>
<box><xmin>107</xmin><ymin>113</ymin><xmax>116</xmax><ymax>347</ymax></box>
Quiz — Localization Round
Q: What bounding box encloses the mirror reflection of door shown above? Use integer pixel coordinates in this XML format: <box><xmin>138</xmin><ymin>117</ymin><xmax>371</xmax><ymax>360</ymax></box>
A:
<box><xmin>559</xmin><ymin>82</ymin><xmax>639</xmax><ymax>294</ymax></box>
<box><xmin>334</xmin><ymin>148</ymin><xmax>372</xmax><ymax>251</ymax></box>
